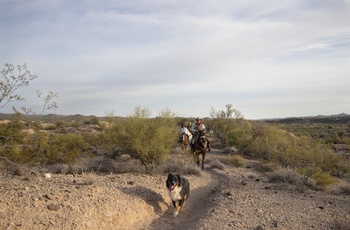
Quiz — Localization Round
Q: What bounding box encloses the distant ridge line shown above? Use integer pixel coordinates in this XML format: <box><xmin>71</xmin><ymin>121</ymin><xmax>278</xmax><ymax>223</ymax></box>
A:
<box><xmin>262</xmin><ymin>113</ymin><xmax>350</xmax><ymax>124</ymax></box>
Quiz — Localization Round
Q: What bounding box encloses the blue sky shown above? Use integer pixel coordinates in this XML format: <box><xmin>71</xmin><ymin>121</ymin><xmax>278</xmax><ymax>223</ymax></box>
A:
<box><xmin>1</xmin><ymin>0</ymin><xmax>349</xmax><ymax>119</ymax></box>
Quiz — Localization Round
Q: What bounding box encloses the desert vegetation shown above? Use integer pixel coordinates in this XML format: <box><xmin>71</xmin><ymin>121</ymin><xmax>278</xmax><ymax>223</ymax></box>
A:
<box><xmin>1</xmin><ymin>104</ymin><xmax>349</xmax><ymax>191</ymax></box>
<box><xmin>2</xmin><ymin>64</ymin><xmax>348</xmax><ymax>190</ymax></box>
<box><xmin>1</xmin><ymin>64</ymin><xmax>350</xmax><ymax>229</ymax></box>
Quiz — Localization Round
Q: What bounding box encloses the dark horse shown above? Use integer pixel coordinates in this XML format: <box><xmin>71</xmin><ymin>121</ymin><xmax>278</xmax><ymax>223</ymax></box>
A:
<box><xmin>191</xmin><ymin>130</ymin><xmax>210</xmax><ymax>170</ymax></box>
<box><xmin>179</xmin><ymin>133</ymin><xmax>190</xmax><ymax>151</ymax></box>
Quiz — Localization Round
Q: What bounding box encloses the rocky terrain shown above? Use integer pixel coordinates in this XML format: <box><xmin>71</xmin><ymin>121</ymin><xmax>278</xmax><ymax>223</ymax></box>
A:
<box><xmin>1</xmin><ymin>148</ymin><xmax>349</xmax><ymax>230</ymax></box>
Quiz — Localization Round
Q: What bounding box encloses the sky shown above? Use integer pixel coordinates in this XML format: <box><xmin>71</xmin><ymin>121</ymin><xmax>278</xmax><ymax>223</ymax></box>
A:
<box><xmin>1</xmin><ymin>0</ymin><xmax>349</xmax><ymax>119</ymax></box>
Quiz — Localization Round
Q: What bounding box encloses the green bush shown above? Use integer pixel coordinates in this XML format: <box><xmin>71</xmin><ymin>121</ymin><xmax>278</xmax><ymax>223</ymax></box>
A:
<box><xmin>115</xmin><ymin>106</ymin><xmax>178</xmax><ymax>172</ymax></box>
<box><xmin>97</xmin><ymin>121</ymin><xmax>122</xmax><ymax>152</ymax></box>
<box><xmin>0</xmin><ymin>121</ymin><xmax>27</xmax><ymax>162</ymax></box>
<box><xmin>227</xmin><ymin>121</ymin><xmax>253</xmax><ymax>153</ymax></box>
<box><xmin>311</xmin><ymin>170</ymin><xmax>338</xmax><ymax>189</ymax></box>
<box><xmin>0</xmin><ymin>144</ymin><xmax>24</xmax><ymax>162</ymax></box>
<box><xmin>25</xmin><ymin>132</ymin><xmax>88</xmax><ymax>164</ymax></box>
<box><xmin>234</xmin><ymin>122</ymin><xmax>342</xmax><ymax>186</ymax></box>
<box><xmin>50</xmin><ymin>133</ymin><xmax>87</xmax><ymax>163</ymax></box>
<box><xmin>0</xmin><ymin>121</ymin><xmax>25</xmax><ymax>145</ymax></box>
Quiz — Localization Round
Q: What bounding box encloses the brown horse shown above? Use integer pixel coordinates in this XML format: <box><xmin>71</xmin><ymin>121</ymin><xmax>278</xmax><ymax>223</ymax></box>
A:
<box><xmin>191</xmin><ymin>131</ymin><xmax>209</xmax><ymax>170</ymax></box>
<box><xmin>179</xmin><ymin>133</ymin><xmax>190</xmax><ymax>151</ymax></box>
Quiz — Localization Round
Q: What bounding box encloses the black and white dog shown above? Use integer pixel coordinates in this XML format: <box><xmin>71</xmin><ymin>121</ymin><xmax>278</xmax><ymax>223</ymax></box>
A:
<box><xmin>166</xmin><ymin>173</ymin><xmax>190</xmax><ymax>216</ymax></box>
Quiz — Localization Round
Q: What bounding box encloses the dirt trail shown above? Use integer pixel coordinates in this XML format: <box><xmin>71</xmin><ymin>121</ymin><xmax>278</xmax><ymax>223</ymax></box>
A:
<box><xmin>149</xmin><ymin>168</ymin><xmax>229</xmax><ymax>230</ymax></box>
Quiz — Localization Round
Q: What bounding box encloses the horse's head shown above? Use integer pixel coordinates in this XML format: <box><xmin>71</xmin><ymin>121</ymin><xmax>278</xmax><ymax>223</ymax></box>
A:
<box><xmin>198</xmin><ymin>130</ymin><xmax>205</xmax><ymax>137</ymax></box>
<box><xmin>196</xmin><ymin>136</ymin><xmax>207</xmax><ymax>149</ymax></box>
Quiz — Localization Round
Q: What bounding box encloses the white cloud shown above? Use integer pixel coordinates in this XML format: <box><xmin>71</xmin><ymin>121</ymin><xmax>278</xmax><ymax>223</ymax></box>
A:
<box><xmin>1</xmin><ymin>0</ymin><xmax>349</xmax><ymax>119</ymax></box>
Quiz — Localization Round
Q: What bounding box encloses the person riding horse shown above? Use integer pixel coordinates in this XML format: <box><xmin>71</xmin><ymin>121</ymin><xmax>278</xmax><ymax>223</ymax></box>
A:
<box><xmin>179</xmin><ymin>124</ymin><xmax>192</xmax><ymax>143</ymax></box>
<box><xmin>190</xmin><ymin>117</ymin><xmax>211</xmax><ymax>152</ymax></box>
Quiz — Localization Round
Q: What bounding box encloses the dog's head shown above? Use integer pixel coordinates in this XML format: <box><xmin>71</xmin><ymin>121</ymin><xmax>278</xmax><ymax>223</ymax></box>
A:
<box><xmin>166</xmin><ymin>173</ymin><xmax>181</xmax><ymax>191</ymax></box>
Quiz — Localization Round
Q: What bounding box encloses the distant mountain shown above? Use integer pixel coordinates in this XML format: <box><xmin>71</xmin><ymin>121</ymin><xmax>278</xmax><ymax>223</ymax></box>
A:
<box><xmin>1</xmin><ymin>112</ymin><xmax>349</xmax><ymax>124</ymax></box>
<box><xmin>263</xmin><ymin>113</ymin><xmax>350</xmax><ymax>124</ymax></box>
<box><xmin>314</xmin><ymin>113</ymin><xmax>349</xmax><ymax>118</ymax></box>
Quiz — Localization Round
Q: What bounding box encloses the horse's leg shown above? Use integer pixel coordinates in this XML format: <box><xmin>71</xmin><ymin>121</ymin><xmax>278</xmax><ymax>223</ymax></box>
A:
<box><xmin>197</xmin><ymin>154</ymin><xmax>200</xmax><ymax>167</ymax></box>
<box><xmin>201</xmin><ymin>151</ymin><xmax>206</xmax><ymax>170</ymax></box>
<box><xmin>192</xmin><ymin>151</ymin><xmax>196</xmax><ymax>163</ymax></box>
<box><xmin>192</xmin><ymin>151</ymin><xmax>200</xmax><ymax>167</ymax></box>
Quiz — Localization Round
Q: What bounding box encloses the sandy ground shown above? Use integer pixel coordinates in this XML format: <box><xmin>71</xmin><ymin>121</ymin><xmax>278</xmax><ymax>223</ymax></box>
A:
<box><xmin>1</xmin><ymin>148</ymin><xmax>350</xmax><ymax>230</ymax></box>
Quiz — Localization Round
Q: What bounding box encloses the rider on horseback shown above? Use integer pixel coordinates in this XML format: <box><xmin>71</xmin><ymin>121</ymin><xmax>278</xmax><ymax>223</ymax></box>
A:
<box><xmin>190</xmin><ymin>117</ymin><xmax>211</xmax><ymax>151</ymax></box>
<box><xmin>179</xmin><ymin>124</ymin><xmax>192</xmax><ymax>143</ymax></box>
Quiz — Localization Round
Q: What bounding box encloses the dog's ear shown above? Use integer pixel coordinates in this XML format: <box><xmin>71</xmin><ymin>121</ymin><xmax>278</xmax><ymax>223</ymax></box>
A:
<box><xmin>177</xmin><ymin>175</ymin><xmax>181</xmax><ymax>184</ymax></box>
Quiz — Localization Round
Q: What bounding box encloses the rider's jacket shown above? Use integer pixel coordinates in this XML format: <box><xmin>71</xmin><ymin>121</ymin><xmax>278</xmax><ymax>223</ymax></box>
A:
<box><xmin>191</xmin><ymin>123</ymin><xmax>206</xmax><ymax>133</ymax></box>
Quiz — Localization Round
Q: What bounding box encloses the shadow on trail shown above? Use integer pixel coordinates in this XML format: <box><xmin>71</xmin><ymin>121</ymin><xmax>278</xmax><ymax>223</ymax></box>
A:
<box><xmin>149</xmin><ymin>168</ymin><xmax>232</xmax><ymax>230</ymax></box>
<box><xmin>121</xmin><ymin>186</ymin><xmax>169</xmax><ymax>215</ymax></box>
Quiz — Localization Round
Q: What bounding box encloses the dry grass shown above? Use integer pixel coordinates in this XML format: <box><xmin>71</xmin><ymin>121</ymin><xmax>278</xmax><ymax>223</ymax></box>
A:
<box><xmin>222</xmin><ymin>154</ymin><xmax>246</xmax><ymax>167</ymax></box>
<box><xmin>208</xmin><ymin>159</ymin><xmax>226</xmax><ymax>170</ymax></box>
<box><xmin>268</xmin><ymin>167</ymin><xmax>316</xmax><ymax>188</ymax></box>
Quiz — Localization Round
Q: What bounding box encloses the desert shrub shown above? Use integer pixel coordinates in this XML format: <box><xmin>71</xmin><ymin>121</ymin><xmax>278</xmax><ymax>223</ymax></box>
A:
<box><xmin>227</xmin><ymin>121</ymin><xmax>254</xmax><ymax>153</ymax></box>
<box><xmin>310</xmin><ymin>170</ymin><xmax>338</xmax><ymax>189</ymax></box>
<box><xmin>278</xmin><ymin>123</ymin><xmax>350</xmax><ymax>145</ymax></box>
<box><xmin>114</xmin><ymin>106</ymin><xmax>178</xmax><ymax>172</ymax></box>
<box><xmin>293</xmin><ymin>137</ymin><xmax>338</xmax><ymax>185</ymax></box>
<box><xmin>111</xmin><ymin>158</ymin><xmax>146</xmax><ymax>174</ymax></box>
<box><xmin>248</xmin><ymin>124</ymin><xmax>306</xmax><ymax>165</ymax></box>
<box><xmin>0</xmin><ymin>121</ymin><xmax>25</xmax><ymax>144</ymax></box>
<box><xmin>29</xmin><ymin>132</ymin><xmax>88</xmax><ymax>164</ymax></box>
<box><xmin>44</xmin><ymin>123</ymin><xmax>58</xmax><ymax>130</ymax></box>
<box><xmin>268</xmin><ymin>167</ymin><xmax>303</xmax><ymax>184</ymax></box>
<box><xmin>55</xmin><ymin>121</ymin><xmax>66</xmax><ymax>129</ymax></box>
<box><xmin>318</xmin><ymin>151</ymin><xmax>350</xmax><ymax>177</ymax></box>
<box><xmin>208</xmin><ymin>118</ymin><xmax>251</xmax><ymax>148</ymax></box>
<box><xmin>208</xmin><ymin>104</ymin><xmax>245</xmax><ymax>148</ymax></box>
<box><xmin>68</xmin><ymin>121</ymin><xmax>84</xmax><ymax>128</ymax></box>
<box><xmin>243</xmin><ymin>123</ymin><xmax>341</xmax><ymax>186</ymax></box>
<box><xmin>331</xmin><ymin>162</ymin><xmax>350</xmax><ymax>178</ymax></box>
<box><xmin>223</xmin><ymin>155</ymin><xmax>246</xmax><ymax>167</ymax></box>
<box><xmin>97</xmin><ymin>120</ymin><xmax>122</xmax><ymax>152</ymax></box>
<box><xmin>48</xmin><ymin>163</ymin><xmax>71</xmax><ymax>174</ymax></box>
<box><xmin>0</xmin><ymin>144</ymin><xmax>23</xmax><ymax>162</ymax></box>
<box><xmin>84</xmin><ymin>116</ymin><xmax>100</xmax><ymax>125</ymax></box>
<box><xmin>209</xmin><ymin>159</ymin><xmax>226</xmax><ymax>170</ymax></box>
<box><xmin>0</xmin><ymin>121</ymin><xmax>30</xmax><ymax>162</ymax></box>
<box><xmin>257</xmin><ymin>162</ymin><xmax>278</xmax><ymax>172</ymax></box>
<box><xmin>48</xmin><ymin>156</ymin><xmax>145</xmax><ymax>174</ymax></box>
<box><xmin>68</xmin><ymin>155</ymin><xmax>114</xmax><ymax>174</ymax></box>
<box><xmin>52</xmin><ymin>133</ymin><xmax>87</xmax><ymax>163</ymax></box>
<box><xmin>163</xmin><ymin>162</ymin><xmax>201</xmax><ymax>176</ymax></box>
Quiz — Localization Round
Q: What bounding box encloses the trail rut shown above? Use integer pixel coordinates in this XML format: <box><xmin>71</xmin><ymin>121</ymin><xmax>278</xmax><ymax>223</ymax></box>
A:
<box><xmin>150</xmin><ymin>168</ymin><xmax>230</xmax><ymax>230</ymax></box>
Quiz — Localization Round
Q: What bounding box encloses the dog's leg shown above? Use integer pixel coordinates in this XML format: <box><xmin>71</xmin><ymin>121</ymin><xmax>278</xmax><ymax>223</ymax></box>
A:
<box><xmin>174</xmin><ymin>201</ymin><xmax>180</xmax><ymax>217</ymax></box>
<box><xmin>179</xmin><ymin>194</ymin><xmax>188</xmax><ymax>211</ymax></box>
<box><xmin>172</xmin><ymin>201</ymin><xmax>176</xmax><ymax>208</ymax></box>
<box><xmin>178</xmin><ymin>199</ymin><xmax>184</xmax><ymax>210</ymax></box>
